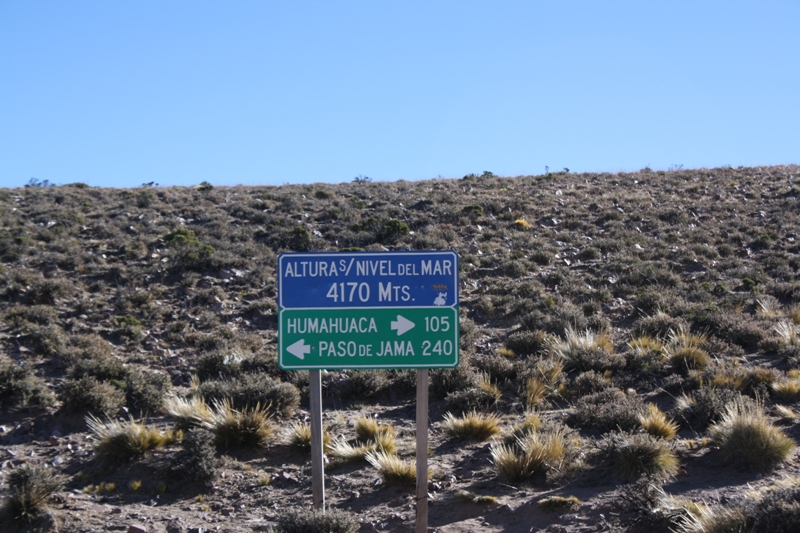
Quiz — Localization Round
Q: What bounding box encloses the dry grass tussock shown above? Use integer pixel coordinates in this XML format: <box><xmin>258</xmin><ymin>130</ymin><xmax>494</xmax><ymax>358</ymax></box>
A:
<box><xmin>289</xmin><ymin>422</ymin><xmax>332</xmax><ymax>452</ymax></box>
<box><xmin>87</xmin><ymin>415</ymin><xmax>181</xmax><ymax>460</ymax></box>
<box><xmin>365</xmin><ymin>450</ymin><xmax>418</xmax><ymax>487</ymax></box>
<box><xmin>708</xmin><ymin>398</ymin><xmax>796</xmax><ymax>470</ymax></box>
<box><xmin>200</xmin><ymin>399</ymin><xmax>276</xmax><ymax>449</ymax></box>
<box><xmin>491</xmin><ymin>428</ymin><xmax>567</xmax><ymax>483</ymax></box>
<box><xmin>639</xmin><ymin>403</ymin><xmax>679</xmax><ymax>440</ymax></box>
<box><xmin>164</xmin><ymin>395</ymin><xmax>214</xmax><ymax>429</ymax></box>
<box><xmin>441</xmin><ymin>410</ymin><xmax>502</xmax><ymax>441</ymax></box>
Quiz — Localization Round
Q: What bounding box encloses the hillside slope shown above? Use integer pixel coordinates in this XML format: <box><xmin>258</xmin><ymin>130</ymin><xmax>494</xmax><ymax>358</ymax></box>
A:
<box><xmin>1</xmin><ymin>165</ymin><xmax>800</xmax><ymax>532</ymax></box>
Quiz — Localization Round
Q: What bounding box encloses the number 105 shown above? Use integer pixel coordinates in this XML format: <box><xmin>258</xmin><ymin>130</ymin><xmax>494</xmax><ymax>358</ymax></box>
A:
<box><xmin>424</xmin><ymin>316</ymin><xmax>450</xmax><ymax>332</ymax></box>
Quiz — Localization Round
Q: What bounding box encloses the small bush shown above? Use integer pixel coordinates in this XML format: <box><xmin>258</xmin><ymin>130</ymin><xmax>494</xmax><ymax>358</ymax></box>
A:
<box><xmin>275</xmin><ymin>507</ymin><xmax>359</xmax><ymax>533</ymax></box>
<box><xmin>608</xmin><ymin>433</ymin><xmax>680</xmax><ymax>481</ymax></box>
<box><xmin>69</xmin><ymin>352</ymin><xmax>125</xmax><ymax>381</ymax></box>
<box><xmin>673</xmin><ymin>387</ymin><xmax>743</xmax><ymax>431</ymax></box>
<box><xmin>125</xmin><ymin>369</ymin><xmax>170</xmax><ymax>415</ymax></box>
<box><xmin>60</xmin><ymin>376</ymin><xmax>126</xmax><ymax>417</ymax></box>
<box><xmin>198</xmin><ymin>372</ymin><xmax>300</xmax><ymax>415</ymax></box>
<box><xmin>0</xmin><ymin>358</ymin><xmax>55</xmax><ymax>411</ymax></box>
<box><xmin>631</xmin><ymin>312</ymin><xmax>687</xmax><ymax>340</ymax></box>
<box><xmin>340</xmin><ymin>370</ymin><xmax>387</xmax><ymax>400</ymax></box>
<box><xmin>441</xmin><ymin>411</ymin><xmax>501</xmax><ymax>441</ymax></box>
<box><xmin>445</xmin><ymin>385</ymin><xmax>499</xmax><ymax>414</ymax></box>
<box><xmin>709</xmin><ymin>399</ymin><xmax>796</xmax><ymax>470</ymax></box>
<box><xmin>570</xmin><ymin>370</ymin><xmax>610</xmax><ymax>398</ymax></box>
<box><xmin>196</xmin><ymin>351</ymin><xmax>243</xmax><ymax>381</ymax></box>
<box><xmin>567</xmin><ymin>389</ymin><xmax>646</xmax><ymax>433</ymax></box>
<box><xmin>550</xmin><ymin>328</ymin><xmax>623</xmax><ymax>373</ymax></box>
<box><xmin>0</xmin><ymin>465</ymin><xmax>62</xmax><ymax>528</ymax></box>
<box><xmin>171</xmin><ymin>428</ymin><xmax>220</xmax><ymax>484</ymax></box>
<box><xmin>430</xmin><ymin>365</ymin><xmax>477</xmax><ymax>400</ymax></box>
<box><xmin>745</xmin><ymin>485</ymin><xmax>800</xmax><ymax>533</ymax></box>
<box><xmin>505</xmin><ymin>330</ymin><xmax>550</xmax><ymax>357</ymax></box>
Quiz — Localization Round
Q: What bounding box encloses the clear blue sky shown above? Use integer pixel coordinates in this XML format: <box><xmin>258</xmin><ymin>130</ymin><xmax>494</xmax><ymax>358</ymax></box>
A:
<box><xmin>2</xmin><ymin>2</ymin><xmax>798</xmax><ymax>188</ymax></box>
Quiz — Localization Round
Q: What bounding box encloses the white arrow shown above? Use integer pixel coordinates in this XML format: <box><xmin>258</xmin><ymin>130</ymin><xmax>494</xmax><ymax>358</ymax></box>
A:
<box><xmin>390</xmin><ymin>315</ymin><xmax>415</xmax><ymax>336</ymax></box>
<box><xmin>287</xmin><ymin>339</ymin><xmax>311</xmax><ymax>360</ymax></box>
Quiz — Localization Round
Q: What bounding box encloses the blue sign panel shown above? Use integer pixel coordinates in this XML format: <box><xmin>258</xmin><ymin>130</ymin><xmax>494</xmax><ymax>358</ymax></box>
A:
<box><xmin>278</xmin><ymin>250</ymin><xmax>459</xmax><ymax>309</ymax></box>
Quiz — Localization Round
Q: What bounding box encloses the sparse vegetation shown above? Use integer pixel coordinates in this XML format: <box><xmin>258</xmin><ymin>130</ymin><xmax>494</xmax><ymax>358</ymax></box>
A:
<box><xmin>275</xmin><ymin>506</ymin><xmax>359</xmax><ymax>533</ymax></box>
<box><xmin>2</xmin><ymin>165</ymin><xmax>800</xmax><ymax>530</ymax></box>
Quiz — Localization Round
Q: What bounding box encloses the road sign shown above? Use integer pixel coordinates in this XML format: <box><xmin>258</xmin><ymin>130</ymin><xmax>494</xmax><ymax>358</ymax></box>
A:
<box><xmin>278</xmin><ymin>250</ymin><xmax>459</xmax><ymax>309</ymax></box>
<box><xmin>278</xmin><ymin>306</ymin><xmax>459</xmax><ymax>370</ymax></box>
<box><xmin>278</xmin><ymin>250</ymin><xmax>460</xmax><ymax>370</ymax></box>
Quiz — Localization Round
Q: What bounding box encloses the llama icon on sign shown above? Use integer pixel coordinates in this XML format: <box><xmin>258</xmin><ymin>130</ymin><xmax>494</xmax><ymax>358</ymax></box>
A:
<box><xmin>433</xmin><ymin>292</ymin><xmax>447</xmax><ymax>306</ymax></box>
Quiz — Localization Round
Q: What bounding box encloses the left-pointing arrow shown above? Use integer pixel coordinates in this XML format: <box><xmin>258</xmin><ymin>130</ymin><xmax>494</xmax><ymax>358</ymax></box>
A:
<box><xmin>287</xmin><ymin>339</ymin><xmax>310</xmax><ymax>360</ymax></box>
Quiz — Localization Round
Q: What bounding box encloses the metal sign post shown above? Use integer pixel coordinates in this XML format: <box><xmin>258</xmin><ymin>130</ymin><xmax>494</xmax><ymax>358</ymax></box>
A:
<box><xmin>277</xmin><ymin>250</ymin><xmax>459</xmax><ymax>526</ymax></box>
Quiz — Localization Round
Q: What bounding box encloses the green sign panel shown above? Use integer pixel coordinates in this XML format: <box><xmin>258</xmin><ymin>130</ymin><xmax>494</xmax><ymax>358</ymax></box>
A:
<box><xmin>278</xmin><ymin>307</ymin><xmax>460</xmax><ymax>370</ymax></box>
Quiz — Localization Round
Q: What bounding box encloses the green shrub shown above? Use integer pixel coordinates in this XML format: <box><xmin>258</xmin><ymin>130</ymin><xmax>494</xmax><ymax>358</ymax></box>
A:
<box><xmin>69</xmin><ymin>352</ymin><xmax>126</xmax><ymax>381</ymax></box>
<box><xmin>196</xmin><ymin>350</ymin><xmax>243</xmax><ymax>381</ymax></box>
<box><xmin>60</xmin><ymin>376</ymin><xmax>126</xmax><ymax>417</ymax></box>
<box><xmin>567</xmin><ymin>389</ymin><xmax>646</xmax><ymax>433</ymax></box>
<box><xmin>26</xmin><ymin>324</ymin><xmax>66</xmax><ymax>358</ymax></box>
<box><xmin>198</xmin><ymin>372</ymin><xmax>300</xmax><ymax>415</ymax></box>
<box><xmin>631</xmin><ymin>312</ymin><xmax>687</xmax><ymax>340</ymax></box>
<box><xmin>339</xmin><ymin>370</ymin><xmax>387</xmax><ymax>400</ymax></box>
<box><xmin>745</xmin><ymin>485</ymin><xmax>800</xmax><ymax>532</ymax></box>
<box><xmin>570</xmin><ymin>370</ymin><xmax>610</xmax><ymax>398</ymax></box>
<box><xmin>430</xmin><ymin>365</ymin><xmax>477</xmax><ymax>400</ymax></box>
<box><xmin>125</xmin><ymin>369</ymin><xmax>170</xmax><ymax>415</ymax></box>
<box><xmin>171</xmin><ymin>428</ymin><xmax>220</xmax><ymax>484</ymax></box>
<box><xmin>506</xmin><ymin>330</ymin><xmax>549</xmax><ymax>357</ymax></box>
<box><xmin>4</xmin><ymin>304</ymin><xmax>58</xmax><ymax>330</ymax></box>
<box><xmin>673</xmin><ymin>387</ymin><xmax>743</xmax><ymax>431</ymax></box>
<box><xmin>607</xmin><ymin>433</ymin><xmax>680</xmax><ymax>481</ymax></box>
<box><xmin>275</xmin><ymin>507</ymin><xmax>359</xmax><ymax>533</ymax></box>
<box><xmin>0</xmin><ymin>358</ymin><xmax>55</xmax><ymax>411</ymax></box>
<box><xmin>445</xmin><ymin>386</ymin><xmax>499</xmax><ymax>414</ymax></box>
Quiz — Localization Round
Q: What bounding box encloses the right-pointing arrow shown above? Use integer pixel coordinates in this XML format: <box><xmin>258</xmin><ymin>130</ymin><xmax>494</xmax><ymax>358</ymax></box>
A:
<box><xmin>287</xmin><ymin>339</ymin><xmax>311</xmax><ymax>360</ymax></box>
<box><xmin>390</xmin><ymin>315</ymin><xmax>415</xmax><ymax>336</ymax></box>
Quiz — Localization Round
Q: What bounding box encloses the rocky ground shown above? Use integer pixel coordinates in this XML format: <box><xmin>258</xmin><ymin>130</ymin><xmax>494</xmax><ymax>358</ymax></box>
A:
<box><xmin>2</xmin><ymin>165</ymin><xmax>800</xmax><ymax>532</ymax></box>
